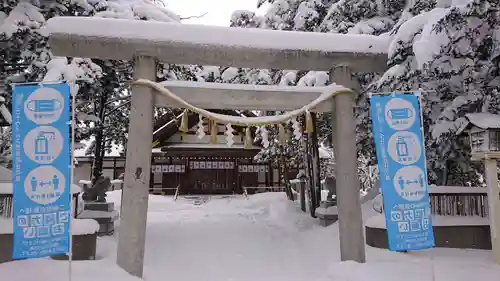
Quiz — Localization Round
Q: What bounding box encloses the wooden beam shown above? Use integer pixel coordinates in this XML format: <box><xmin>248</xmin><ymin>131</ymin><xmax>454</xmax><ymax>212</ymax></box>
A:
<box><xmin>155</xmin><ymin>81</ymin><xmax>335</xmax><ymax>112</ymax></box>
<box><xmin>46</xmin><ymin>17</ymin><xmax>388</xmax><ymax>73</ymax></box>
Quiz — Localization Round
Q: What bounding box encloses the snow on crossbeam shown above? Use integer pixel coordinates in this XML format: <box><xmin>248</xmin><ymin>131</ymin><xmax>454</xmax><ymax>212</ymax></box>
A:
<box><xmin>45</xmin><ymin>17</ymin><xmax>388</xmax><ymax>73</ymax></box>
<box><xmin>155</xmin><ymin>80</ymin><xmax>338</xmax><ymax>112</ymax></box>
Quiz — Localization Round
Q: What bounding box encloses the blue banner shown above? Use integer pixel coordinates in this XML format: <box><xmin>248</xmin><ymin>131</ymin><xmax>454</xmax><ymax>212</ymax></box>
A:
<box><xmin>369</xmin><ymin>92</ymin><xmax>434</xmax><ymax>251</ymax></box>
<box><xmin>12</xmin><ymin>83</ymin><xmax>71</xmax><ymax>259</ymax></box>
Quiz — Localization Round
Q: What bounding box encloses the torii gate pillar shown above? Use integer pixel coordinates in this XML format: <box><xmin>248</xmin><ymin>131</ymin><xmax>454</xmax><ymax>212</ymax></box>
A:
<box><xmin>330</xmin><ymin>65</ymin><xmax>366</xmax><ymax>262</ymax></box>
<box><xmin>116</xmin><ymin>56</ymin><xmax>156</xmax><ymax>277</ymax></box>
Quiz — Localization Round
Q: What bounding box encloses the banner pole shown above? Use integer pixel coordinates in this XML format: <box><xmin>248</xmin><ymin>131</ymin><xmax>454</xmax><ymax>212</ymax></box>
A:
<box><xmin>68</xmin><ymin>84</ymin><xmax>77</xmax><ymax>281</ymax></box>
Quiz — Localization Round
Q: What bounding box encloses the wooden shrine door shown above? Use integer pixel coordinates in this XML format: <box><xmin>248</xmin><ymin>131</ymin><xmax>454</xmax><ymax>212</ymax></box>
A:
<box><xmin>186</xmin><ymin>159</ymin><xmax>236</xmax><ymax>195</ymax></box>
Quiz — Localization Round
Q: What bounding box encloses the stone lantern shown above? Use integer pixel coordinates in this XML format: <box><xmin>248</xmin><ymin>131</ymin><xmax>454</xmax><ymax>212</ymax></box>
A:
<box><xmin>458</xmin><ymin>113</ymin><xmax>500</xmax><ymax>160</ymax></box>
<box><xmin>457</xmin><ymin>112</ymin><xmax>500</xmax><ymax>264</ymax></box>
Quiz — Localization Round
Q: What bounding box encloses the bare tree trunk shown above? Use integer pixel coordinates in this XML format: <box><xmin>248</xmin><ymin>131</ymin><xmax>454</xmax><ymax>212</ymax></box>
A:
<box><xmin>311</xmin><ymin>113</ymin><xmax>321</xmax><ymax>207</ymax></box>
<box><xmin>304</xmin><ymin>129</ymin><xmax>316</xmax><ymax>217</ymax></box>
<box><xmin>92</xmin><ymin>94</ymin><xmax>108</xmax><ymax>184</ymax></box>
<box><xmin>442</xmin><ymin>159</ymin><xmax>449</xmax><ymax>186</ymax></box>
<box><xmin>280</xmin><ymin>144</ymin><xmax>294</xmax><ymax>201</ymax></box>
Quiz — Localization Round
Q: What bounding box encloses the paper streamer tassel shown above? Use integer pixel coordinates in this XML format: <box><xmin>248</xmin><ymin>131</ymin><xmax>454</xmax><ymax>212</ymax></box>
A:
<box><xmin>179</xmin><ymin>109</ymin><xmax>189</xmax><ymax>133</ymax></box>
<box><xmin>225</xmin><ymin>123</ymin><xmax>234</xmax><ymax>147</ymax></box>
<box><xmin>291</xmin><ymin>117</ymin><xmax>302</xmax><ymax>140</ymax></box>
<box><xmin>261</xmin><ymin>126</ymin><xmax>270</xmax><ymax>148</ymax></box>
<box><xmin>244</xmin><ymin>127</ymin><xmax>252</xmax><ymax>150</ymax></box>
<box><xmin>196</xmin><ymin>114</ymin><xmax>205</xmax><ymax>139</ymax></box>
<box><xmin>210</xmin><ymin>120</ymin><xmax>218</xmax><ymax>144</ymax></box>
<box><xmin>305</xmin><ymin>110</ymin><xmax>314</xmax><ymax>133</ymax></box>
<box><xmin>278</xmin><ymin>124</ymin><xmax>286</xmax><ymax>145</ymax></box>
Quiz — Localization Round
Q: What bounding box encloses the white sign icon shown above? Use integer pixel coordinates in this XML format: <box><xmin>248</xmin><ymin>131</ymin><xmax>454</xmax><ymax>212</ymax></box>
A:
<box><xmin>397</xmin><ymin>221</ymin><xmax>410</xmax><ymax>233</ymax></box>
<box><xmin>24</xmin><ymin>166</ymin><xmax>66</xmax><ymax>205</ymax></box>
<box><xmin>410</xmin><ymin>221</ymin><xmax>421</xmax><ymax>232</ymax></box>
<box><xmin>393</xmin><ymin>165</ymin><xmax>427</xmax><ymax>202</ymax></box>
<box><xmin>24</xmin><ymin>87</ymin><xmax>64</xmax><ymax>125</ymax></box>
<box><xmin>17</xmin><ymin>215</ymin><xmax>29</xmax><ymax>227</ymax></box>
<box><xmin>30</xmin><ymin>214</ymin><xmax>43</xmax><ymax>226</ymax></box>
<box><xmin>44</xmin><ymin>213</ymin><xmax>57</xmax><ymax>225</ymax></box>
<box><xmin>387</xmin><ymin>131</ymin><xmax>421</xmax><ymax>165</ymax></box>
<box><xmin>23</xmin><ymin>126</ymin><xmax>63</xmax><ymax>164</ymax></box>
<box><xmin>58</xmin><ymin>211</ymin><xmax>69</xmax><ymax>223</ymax></box>
<box><xmin>52</xmin><ymin>223</ymin><xmax>65</xmax><ymax>236</ymax></box>
<box><xmin>384</xmin><ymin>98</ymin><xmax>416</xmax><ymax>131</ymax></box>
<box><xmin>390</xmin><ymin>211</ymin><xmax>403</xmax><ymax>222</ymax></box>
<box><xmin>422</xmin><ymin>218</ymin><xmax>430</xmax><ymax>230</ymax></box>
<box><xmin>23</xmin><ymin>227</ymin><xmax>36</xmax><ymax>238</ymax></box>
<box><xmin>403</xmin><ymin>210</ymin><xmax>415</xmax><ymax>221</ymax></box>
<box><xmin>37</xmin><ymin>226</ymin><xmax>50</xmax><ymax>238</ymax></box>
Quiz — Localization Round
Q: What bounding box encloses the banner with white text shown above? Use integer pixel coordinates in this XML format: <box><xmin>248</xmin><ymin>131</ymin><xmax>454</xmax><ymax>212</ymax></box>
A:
<box><xmin>369</xmin><ymin>92</ymin><xmax>435</xmax><ymax>251</ymax></box>
<box><xmin>12</xmin><ymin>82</ymin><xmax>71</xmax><ymax>259</ymax></box>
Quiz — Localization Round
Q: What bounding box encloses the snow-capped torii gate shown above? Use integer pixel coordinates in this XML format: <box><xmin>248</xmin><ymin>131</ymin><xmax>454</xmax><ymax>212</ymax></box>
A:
<box><xmin>46</xmin><ymin>17</ymin><xmax>388</xmax><ymax>278</ymax></box>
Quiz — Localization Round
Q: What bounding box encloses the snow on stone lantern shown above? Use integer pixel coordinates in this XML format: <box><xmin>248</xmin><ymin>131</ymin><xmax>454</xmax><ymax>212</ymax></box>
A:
<box><xmin>457</xmin><ymin>113</ymin><xmax>500</xmax><ymax>160</ymax></box>
<box><xmin>457</xmin><ymin>112</ymin><xmax>500</xmax><ymax>264</ymax></box>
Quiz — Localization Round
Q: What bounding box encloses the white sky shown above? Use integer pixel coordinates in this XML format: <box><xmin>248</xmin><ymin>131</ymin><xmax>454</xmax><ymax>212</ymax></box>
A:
<box><xmin>165</xmin><ymin>0</ymin><xmax>266</xmax><ymax>26</ymax></box>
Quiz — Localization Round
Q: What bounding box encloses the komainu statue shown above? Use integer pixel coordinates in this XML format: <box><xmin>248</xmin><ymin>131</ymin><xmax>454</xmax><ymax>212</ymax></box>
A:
<box><xmin>82</xmin><ymin>176</ymin><xmax>111</xmax><ymax>202</ymax></box>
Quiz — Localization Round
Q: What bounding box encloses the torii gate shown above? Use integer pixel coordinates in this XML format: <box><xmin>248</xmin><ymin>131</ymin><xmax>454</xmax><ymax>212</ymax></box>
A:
<box><xmin>46</xmin><ymin>17</ymin><xmax>388</xmax><ymax>278</ymax></box>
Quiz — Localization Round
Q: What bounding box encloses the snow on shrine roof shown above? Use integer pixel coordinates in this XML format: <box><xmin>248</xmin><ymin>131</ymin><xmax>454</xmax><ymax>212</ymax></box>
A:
<box><xmin>465</xmin><ymin>113</ymin><xmax>500</xmax><ymax>130</ymax></box>
<box><xmin>45</xmin><ymin>17</ymin><xmax>388</xmax><ymax>72</ymax></box>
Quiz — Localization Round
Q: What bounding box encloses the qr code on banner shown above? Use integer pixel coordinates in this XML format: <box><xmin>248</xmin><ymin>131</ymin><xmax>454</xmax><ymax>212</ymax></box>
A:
<box><xmin>392</xmin><ymin>207</ymin><xmax>430</xmax><ymax>233</ymax></box>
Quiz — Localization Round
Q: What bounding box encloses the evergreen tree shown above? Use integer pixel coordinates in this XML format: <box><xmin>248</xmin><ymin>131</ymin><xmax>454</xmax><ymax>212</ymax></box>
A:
<box><xmin>235</xmin><ymin>0</ymin><xmax>500</xmax><ymax>187</ymax></box>
<box><xmin>0</xmin><ymin>0</ymin><xmax>198</xmax><ymax>180</ymax></box>
<box><xmin>374</xmin><ymin>0</ymin><xmax>499</xmax><ymax>185</ymax></box>
<box><xmin>230</xmin><ymin>0</ymin><xmax>405</xmax><ymax>187</ymax></box>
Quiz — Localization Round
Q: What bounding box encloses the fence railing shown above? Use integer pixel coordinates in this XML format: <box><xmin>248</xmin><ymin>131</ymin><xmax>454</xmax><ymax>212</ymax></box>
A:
<box><xmin>428</xmin><ymin>185</ymin><xmax>488</xmax><ymax>217</ymax></box>
<box><xmin>374</xmin><ymin>185</ymin><xmax>490</xmax><ymax>217</ymax></box>
<box><xmin>0</xmin><ymin>196</ymin><xmax>12</xmax><ymax>218</ymax></box>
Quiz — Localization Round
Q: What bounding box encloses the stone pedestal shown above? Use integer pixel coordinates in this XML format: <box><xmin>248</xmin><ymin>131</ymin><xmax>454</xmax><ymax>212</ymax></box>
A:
<box><xmin>51</xmin><ymin>233</ymin><xmax>98</xmax><ymax>261</ymax></box>
<box><xmin>316</xmin><ymin>200</ymin><xmax>338</xmax><ymax>227</ymax></box>
<box><xmin>77</xmin><ymin>202</ymin><xmax>118</xmax><ymax>236</ymax></box>
<box><xmin>1</xmin><ymin>232</ymin><xmax>98</xmax><ymax>263</ymax></box>
<box><xmin>0</xmin><ymin>233</ymin><xmax>12</xmax><ymax>264</ymax></box>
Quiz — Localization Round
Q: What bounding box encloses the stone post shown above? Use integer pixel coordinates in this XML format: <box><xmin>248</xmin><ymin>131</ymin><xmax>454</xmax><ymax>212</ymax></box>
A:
<box><xmin>116</xmin><ymin>56</ymin><xmax>156</xmax><ymax>277</ymax></box>
<box><xmin>329</xmin><ymin>65</ymin><xmax>366</xmax><ymax>263</ymax></box>
<box><xmin>484</xmin><ymin>158</ymin><xmax>500</xmax><ymax>264</ymax></box>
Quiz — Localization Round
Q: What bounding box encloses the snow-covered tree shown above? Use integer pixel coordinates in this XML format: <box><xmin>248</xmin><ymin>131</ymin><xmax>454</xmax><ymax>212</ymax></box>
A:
<box><xmin>423</xmin><ymin>0</ymin><xmax>499</xmax><ymax>185</ymax></box>
<box><xmin>0</xmin><ymin>0</ymin><xmax>199</xmax><ymax>181</ymax></box>
<box><xmin>229</xmin><ymin>0</ymin><xmax>402</xmax><ymax>188</ymax></box>
<box><xmin>240</xmin><ymin>0</ymin><xmax>500</xmax><ymax>187</ymax></box>
<box><xmin>373</xmin><ymin>0</ymin><xmax>499</xmax><ymax>185</ymax></box>
<box><xmin>230</xmin><ymin>10</ymin><xmax>263</xmax><ymax>28</ymax></box>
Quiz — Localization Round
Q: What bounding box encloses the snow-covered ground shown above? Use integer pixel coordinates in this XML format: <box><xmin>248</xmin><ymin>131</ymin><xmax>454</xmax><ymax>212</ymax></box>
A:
<box><xmin>2</xmin><ymin>191</ymin><xmax>500</xmax><ymax>281</ymax></box>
